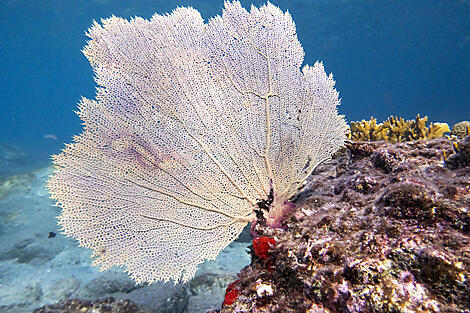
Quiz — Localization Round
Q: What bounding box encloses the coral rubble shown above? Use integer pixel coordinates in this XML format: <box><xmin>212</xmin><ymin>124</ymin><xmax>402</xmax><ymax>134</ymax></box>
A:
<box><xmin>348</xmin><ymin>115</ymin><xmax>450</xmax><ymax>143</ymax></box>
<box><xmin>222</xmin><ymin>136</ymin><xmax>470</xmax><ymax>312</ymax></box>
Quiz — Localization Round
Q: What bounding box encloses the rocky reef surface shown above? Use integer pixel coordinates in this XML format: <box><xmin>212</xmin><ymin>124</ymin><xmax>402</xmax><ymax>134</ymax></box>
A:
<box><xmin>222</xmin><ymin>136</ymin><xmax>470</xmax><ymax>312</ymax></box>
<box><xmin>32</xmin><ymin>297</ymin><xmax>144</xmax><ymax>313</ymax></box>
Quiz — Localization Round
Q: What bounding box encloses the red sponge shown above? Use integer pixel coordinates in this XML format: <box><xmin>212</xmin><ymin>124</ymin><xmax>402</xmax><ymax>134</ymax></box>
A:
<box><xmin>223</xmin><ymin>279</ymin><xmax>240</xmax><ymax>306</ymax></box>
<box><xmin>253</xmin><ymin>237</ymin><xmax>276</xmax><ymax>261</ymax></box>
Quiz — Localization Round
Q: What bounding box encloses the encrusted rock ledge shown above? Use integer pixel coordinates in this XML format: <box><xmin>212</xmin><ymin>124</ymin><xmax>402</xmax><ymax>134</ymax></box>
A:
<box><xmin>32</xmin><ymin>297</ymin><xmax>144</xmax><ymax>313</ymax></box>
<box><xmin>221</xmin><ymin>137</ymin><xmax>470</xmax><ymax>312</ymax></box>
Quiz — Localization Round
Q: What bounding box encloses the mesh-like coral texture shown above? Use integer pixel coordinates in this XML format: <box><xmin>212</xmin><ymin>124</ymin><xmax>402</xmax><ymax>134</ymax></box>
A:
<box><xmin>48</xmin><ymin>1</ymin><xmax>348</xmax><ymax>283</ymax></box>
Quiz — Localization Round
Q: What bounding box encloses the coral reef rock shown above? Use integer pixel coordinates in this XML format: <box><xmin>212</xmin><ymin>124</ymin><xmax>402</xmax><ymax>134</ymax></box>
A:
<box><xmin>445</xmin><ymin>135</ymin><xmax>470</xmax><ymax>169</ymax></box>
<box><xmin>223</xmin><ymin>137</ymin><xmax>470</xmax><ymax>313</ymax></box>
<box><xmin>451</xmin><ymin>121</ymin><xmax>470</xmax><ymax>139</ymax></box>
<box><xmin>32</xmin><ymin>297</ymin><xmax>143</xmax><ymax>313</ymax></box>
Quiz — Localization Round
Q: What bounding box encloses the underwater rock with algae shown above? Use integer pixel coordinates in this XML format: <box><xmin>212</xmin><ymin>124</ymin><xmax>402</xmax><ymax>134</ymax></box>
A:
<box><xmin>446</xmin><ymin>135</ymin><xmax>470</xmax><ymax>169</ymax></box>
<box><xmin>221</xmin><ymin>137</ymin><xmax>469</xmax><ymax>313</ymax></box>
<box><xmin>348</xmin><ymin>114</ymin><xmax>450</xmax><ymax>143</ymax></box>
<box><xmin>32</xmin><ymin>297</ymin><xmax>143</xmax><ymax>313</ymax></box>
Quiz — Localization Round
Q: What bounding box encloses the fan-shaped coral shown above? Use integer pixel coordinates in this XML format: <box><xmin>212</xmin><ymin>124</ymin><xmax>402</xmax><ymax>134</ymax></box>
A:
<box><xmin>48</xmin><ymin>1</ymin><xmax>347</xmax><ymax>283</ymax></box>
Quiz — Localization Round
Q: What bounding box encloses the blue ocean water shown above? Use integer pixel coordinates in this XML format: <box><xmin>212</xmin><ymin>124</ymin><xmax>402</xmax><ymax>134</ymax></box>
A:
<box><xmin>0</xmin><ymin>1</ymin><xmax>469</xmax><ymax>312</ymax></box>
<box><xmin>1</xmin><ymin>0</ymin><xmax>469</xmax><ymax>166</ymax></box>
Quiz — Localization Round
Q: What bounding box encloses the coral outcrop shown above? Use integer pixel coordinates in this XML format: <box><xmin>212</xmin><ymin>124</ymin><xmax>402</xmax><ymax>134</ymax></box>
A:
<box><xmin>221</xmin><ymin>136</ymin><xmax>470</xmax><ymax>312</ymax></box>
<box><xmin>32</xmin><ymin>297</ymin><xmax>143</xmax><ymax>313</ymax></box>
<box><xmin>348</xmin><ymin>115</ymin><xmax>450</xmax><ymax>143</ymax></box>
<box><xmin>446</xmin><ymin>135</ymin><xmax>470</xmax><ymax>169</ymax></box>
<box><xmin>451</xmin><ymin>121</ymin><xmax>470</xmax><ymax>139</ymax></box>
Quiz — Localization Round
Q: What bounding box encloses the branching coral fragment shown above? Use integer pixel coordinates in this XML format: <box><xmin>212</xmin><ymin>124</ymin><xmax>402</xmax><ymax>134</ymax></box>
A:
<box><xmin>349</xmin><ymin>114</ymin><xmax>450</xmax><ymax>143</ymax></box>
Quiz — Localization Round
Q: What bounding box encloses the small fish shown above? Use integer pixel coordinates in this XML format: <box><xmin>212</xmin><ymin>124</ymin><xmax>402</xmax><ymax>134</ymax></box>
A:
<box><xmin>44</xmin><ymin>134</ymin><xmax>57</xmax><ymax>140</ymax></box>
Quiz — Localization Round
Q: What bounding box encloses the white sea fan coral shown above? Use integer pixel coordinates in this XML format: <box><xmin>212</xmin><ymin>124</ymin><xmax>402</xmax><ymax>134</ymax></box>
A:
<box><xmin>48</xmin><ymin>1</ymin><xmax>348</xmax><ymax>283</ymax></box>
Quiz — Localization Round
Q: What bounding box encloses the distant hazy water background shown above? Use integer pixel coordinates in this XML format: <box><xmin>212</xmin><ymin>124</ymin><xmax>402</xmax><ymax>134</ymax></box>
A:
<box><xmin>1</xmin><ymin>0</ymin><xmax>469</xmax><ymax>169</ymax></box>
